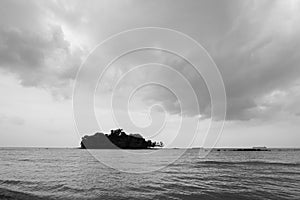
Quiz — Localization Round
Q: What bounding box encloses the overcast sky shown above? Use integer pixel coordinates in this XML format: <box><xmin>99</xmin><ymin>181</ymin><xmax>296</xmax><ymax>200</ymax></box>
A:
<box><xmin>0</xmin><ymin>0</ymin><xmax>300</xmax><ymax>148</ymax></box>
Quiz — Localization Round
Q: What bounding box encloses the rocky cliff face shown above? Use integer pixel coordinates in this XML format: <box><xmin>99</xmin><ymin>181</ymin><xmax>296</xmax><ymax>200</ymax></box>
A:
<box><xmin>80</xmin><ymin>129</ymin><xmax>163</xmax><ymax>149</ymax></box>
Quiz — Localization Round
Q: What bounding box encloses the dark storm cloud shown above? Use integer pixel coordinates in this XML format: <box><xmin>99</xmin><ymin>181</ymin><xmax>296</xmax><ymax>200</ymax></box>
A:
<box><xmin>107</xmin><ymin>0</ymin><xmax>300</xmax><ymax>121</ymax></box>
<box><xmin>0</xmin><ymin>0</ymin><xmax>84</xmax><ymax>98</ymax></box>
<box><xmin>209</xmin><ymin>1</ymin><xmax>300</xmax><ymax>120</ymax></box>
<box><xmin>0</xmin><ymin>26</ymin><xmax>68</xmax><ymax>82</ymax></box>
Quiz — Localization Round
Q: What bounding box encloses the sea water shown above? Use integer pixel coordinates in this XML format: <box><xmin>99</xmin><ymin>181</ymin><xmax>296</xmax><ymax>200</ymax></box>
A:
<box><xmin>0</xmin><ymin>148</ymin><xmax>299</xmax><ymax>199</ymax></box>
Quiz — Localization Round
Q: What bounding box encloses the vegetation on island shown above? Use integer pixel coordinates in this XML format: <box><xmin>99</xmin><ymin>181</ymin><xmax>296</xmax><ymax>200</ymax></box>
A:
<box><xmin>80</xmin><ymin>128</ymin><xmax>163</xmax><ymax>149</ymax></box>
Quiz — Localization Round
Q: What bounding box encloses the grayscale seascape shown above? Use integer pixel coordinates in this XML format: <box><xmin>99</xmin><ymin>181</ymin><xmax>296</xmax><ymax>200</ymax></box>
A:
<box><xmin>1</xmin><ymin>0</ymin><xmax>300</xmax><ymax>199</ymax></box>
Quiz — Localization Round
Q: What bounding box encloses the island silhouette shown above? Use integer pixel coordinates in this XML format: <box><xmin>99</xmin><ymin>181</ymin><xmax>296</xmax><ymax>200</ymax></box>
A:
<box><xmin>80</xmin><ymin>128</ymin><xmax>163</xmax><ymax>149</ymax></box>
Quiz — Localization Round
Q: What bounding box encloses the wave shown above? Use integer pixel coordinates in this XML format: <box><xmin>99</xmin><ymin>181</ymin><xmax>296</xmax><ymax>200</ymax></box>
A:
<box><xmin>0</xmin><ymin>187</ymin><xmax>48</xmax><ymax>200</ymax></box>
<box><xmin>0</xmin><ymin>179</ymin><xmax>86</xmax><ymax>194</ymax></box>
<box><xmin>18</xmin><ymin>158</ymin><xmax>32</xmax><ymax>162</ymax></box>
<box><xmin>0</xmin><ymin>179</ymin><xmax>36</xmax><ymax>186</ymax></box>
<box><xmin>47</xmin><ymin>184</ymin><xmax>86</xmax><ymax>193</ymax></box>
<box><xmin>197</xmin><ymin>160</ymin><xmax>300</xmax><ymax>167</ymax></box>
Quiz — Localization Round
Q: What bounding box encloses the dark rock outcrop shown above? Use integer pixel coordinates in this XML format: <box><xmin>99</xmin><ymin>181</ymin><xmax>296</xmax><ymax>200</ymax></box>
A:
<box><xmin>80</xmin><ymin>129</ymin><xmax>163</xmax><ymax>149</ymax></box>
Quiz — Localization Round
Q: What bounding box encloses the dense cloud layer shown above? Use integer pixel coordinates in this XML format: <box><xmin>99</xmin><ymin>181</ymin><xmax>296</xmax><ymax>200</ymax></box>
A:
<box><xmin>0</xmin><ymin>0</ymin><xmax>300</xmax><ymax>121</ymax></box>
<box><xmin>0</xmin><ymin>0</ymin><xmax>84</xmax><ymax>98</ymax></box>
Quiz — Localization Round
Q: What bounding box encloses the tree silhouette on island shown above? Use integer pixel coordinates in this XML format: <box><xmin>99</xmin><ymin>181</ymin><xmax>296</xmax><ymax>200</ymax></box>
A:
<box><xmin>80</xmin><ymin>128</ymin><xmax>164</xmax><ymax>149</ymax></box>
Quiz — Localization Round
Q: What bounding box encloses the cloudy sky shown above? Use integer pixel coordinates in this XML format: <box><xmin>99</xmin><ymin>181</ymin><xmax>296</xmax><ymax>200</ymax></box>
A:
<box><xmin>0</xmin><ymin>0</ymin><xmax>300</xmax><ymax>148</ymax></box>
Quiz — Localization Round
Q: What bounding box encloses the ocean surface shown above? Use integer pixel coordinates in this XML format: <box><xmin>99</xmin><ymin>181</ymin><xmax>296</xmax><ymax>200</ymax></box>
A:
<box><xmin>0</xmin><ymin>148</ymin><xmax>299</xmax><ymax>200</ymax></box>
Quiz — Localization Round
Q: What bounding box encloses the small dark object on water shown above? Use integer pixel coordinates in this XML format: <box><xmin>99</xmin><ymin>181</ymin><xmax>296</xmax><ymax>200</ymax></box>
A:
<box><xmin>215</xmin><ymin>147</ymin><xmax>270</xmax><ymax>151</ymax></box>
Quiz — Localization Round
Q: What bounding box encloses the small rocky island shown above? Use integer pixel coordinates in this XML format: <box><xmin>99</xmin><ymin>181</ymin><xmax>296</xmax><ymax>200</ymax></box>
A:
<box><xmin>80</xmin><ymin>128</ymin><xmax>163</xmax><ymax>149</ymax></box>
